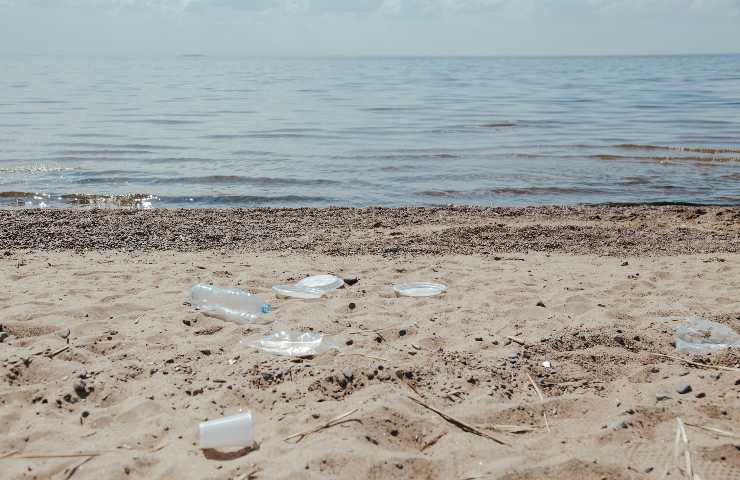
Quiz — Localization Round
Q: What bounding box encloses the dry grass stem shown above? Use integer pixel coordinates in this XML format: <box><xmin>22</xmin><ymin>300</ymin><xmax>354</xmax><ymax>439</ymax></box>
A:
<box><xmin>650</xmin><ymin>352</ymin><xmax>740</xmax><ymax>372</ymax></box>
<box><xmin>685</xmin><ymin>423</ymin><xmax>740</xmax><ymax>439</ymax></box>
<box><xmin>285</xmin><ymin>408</ymin><xmax>360</xmax><ymax>443</ymax></box>
<box><xmin>420</xmin><ymin>432</ymin><xmax>447</xmax><ymax>452</ymax></box>
<box><xmin>407</xmin><ymin>396</ymin><xmax>508</xmax><ymax>446</ymax></box>
<box><xmin>63</xmin><ymin>456</ymin><xmax>94</xmax><ymax>480</ymax></box>
<box><xmin>525</xmin><ymin>371</ymin><xmax>551</xmax><ymax>432</ymax></box>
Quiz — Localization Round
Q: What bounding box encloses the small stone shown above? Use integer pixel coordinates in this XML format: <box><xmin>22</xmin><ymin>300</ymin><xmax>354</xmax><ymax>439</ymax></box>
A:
<box><xmin>695</xmin><ymin>392</ymin><xmax>706</xmax><ymax>399</ymax></box>
<box><xmin>656</xmin><ymin>394</ymin><xmax>671</xmax><ymax>402</ymax></box>
<box><xmin>676</xmin><ymin>384</ymin><xmax>692</xmax><ymax>394</ymax></box>
<box><xmin>81</xmin><ymin>411</ymin><xmax>90</xmax><ymax>418</ymax></box>
<box><xmin>182</xmin><ymin>319</ymin><xmax>191</xmax><ymax>327</ymax></box>
<box><xmin>342</xmin><ymin>368</ymin><xmax>354</xmax><ymax>382</ymax></box>
<box><xmin>199</xmin><ymin>349</ymin><xmax>211</xmax><ymax>356</ymax></box>
<box><xmin>344</xmin><ymin>278</ymin><xmax>359</xmax><ymax>286</ymax></box>
<box><xmin>474</xmin><ymin>337</ymin><xmax>483</xmax><ymax>342</ymax></box>
<box><xmin>644</xmin><ymin>467</ymin><xmax>654</xmax><ymax>473</ymax></box>
<box><xmin>398</xmin><ymin>329</ymin><xmax>407</xmax><ymax>336</ymax></box>
<box><xmin>536</xmin><ymin>301</ymin><xmax>546</xmax><ymax>308</ymax></box>
<box><xmin>348</xmin><ymin>302</ymin><xmax>356</xmax><ymax>310</ymax></box>
<box><xmin>73</xmin><ymin>380</ymin><xmax>91</xmax><ymax>399</ymax></box>
<box><xmin>58</xmin><ymin>328</ymin><xmax>71</xmax><ymax>340</ymax></box>
<box><xmin>613</xmin><ymin>335</ymin><xmax>625</xmax><ymax>346</ymax></box>
<box><xmin>345</xmin><ymin>339</ymin><xmax>354</xmax><ymax>346</ymax></box>
<box><xmin>621</xmin><ymin>261</ymin><xmax>629</xmax><ymax>266</ymax></box>
<box><xmin>678</xmin><ymin>369</ymin><xmax>690</xmax><ymax>377</ymax></box>
<box><xmin>0</xmin><ymin>332</ymin><xmax>8</xmax><ymax>343</ymax></box>
<box><xmin>735</xmin><ymin>378</ymin><xmax>740</xmax><ymax>386</ymax></box>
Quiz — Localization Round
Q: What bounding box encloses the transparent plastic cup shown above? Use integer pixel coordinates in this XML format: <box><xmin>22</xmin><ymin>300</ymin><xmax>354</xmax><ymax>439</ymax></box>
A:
<box><xmin>393</xmin><ymin>282</ymin><xmax>448</xmax><ymax>297</ymax></box>
<box><xmin>199</xmin><ymin>411</ymin><xmax>253</xmax><ymax>450</ymax></box>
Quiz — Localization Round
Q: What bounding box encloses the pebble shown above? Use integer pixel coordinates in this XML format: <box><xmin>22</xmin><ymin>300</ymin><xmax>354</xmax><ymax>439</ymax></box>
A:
<box><xmin>695</xmin><ymin>392</ymin><xmax>706</xmax><ymax>399</ymax></box>
<box><xmin>342</xmin><ymin>368</ymin><xmax>354</xmax><ymax>382</ymax></box>
<box><xmin>676</xmin><ymin>384</ymin><xmax>692</xmax><ymax>394</ymax></box>
<box><xmin>343</xmin><ymin>278</ymin><xmax>359</xmax><ymax>286</ymax></box>
<box><xmin>348</xmin><ymin>302</ymin><xmax>356</xmax><ymax>310</ymax></box>
<box><xmin>656</xmin><ymin>394</ymin><xmax>671</xmax><ymax>402</ymax></box>
<box><xmin>0</xmin><ymin>332</ymin><xmax>8</xmax><ymax>343</ymax></box>
<box><xmin>536</xmin><ymin>301</ymin><xmax>546</xmax><ymax>308</ymax></box>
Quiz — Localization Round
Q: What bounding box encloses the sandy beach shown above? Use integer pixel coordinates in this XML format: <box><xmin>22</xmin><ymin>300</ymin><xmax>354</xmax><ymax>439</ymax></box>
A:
<box><xmin>1</xmin><ymin>206</ymin><xmax>739</xmax><ymax>479</ymax></box>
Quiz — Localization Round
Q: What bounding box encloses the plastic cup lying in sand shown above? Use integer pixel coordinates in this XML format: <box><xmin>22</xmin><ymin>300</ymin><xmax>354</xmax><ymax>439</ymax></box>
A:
<box><xmin>199</xmin><ymin>411</ymin><xmax>253</xmax><ymax>450</ymax></box>
<box><xmin>272</xmin><ymin>274</ymin><xmax>344</xmax><ymax>299</ymax></box>
<box><xmin>243</xmin><ymin>331</ymin><xmax>338</xmax><ymax>357</ymax></box>
<box><xmin>393</xmin><ymin>282</ymin><xmax>448</xmax><ymax>297</ymax></box>
<box><xmin>675</xmin><ymin>318</ymin><xmax>740</xmax><ymax>353</ymax></box>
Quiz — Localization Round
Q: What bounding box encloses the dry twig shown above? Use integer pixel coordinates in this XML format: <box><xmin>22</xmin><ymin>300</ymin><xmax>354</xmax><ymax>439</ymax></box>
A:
<box><xmin>63</xmin><ymin>455</ymin><xmax>94</xmax><ymax>480</ymax></box>
<box><xmin>285</xmin><ymin>408</ymin><xmax>360</xmax><ymax>443</ymax></box>
<box><xmin>649</xmin><ymin>352</ymin><xmax>739</xmax><ymax>372</ymax></box>
<box><xmin>525</xmin><ymin>371</ymin><xmax>551</xmax><ymax>432</ymax></box>
<box><xmin>685</xmin><ymin>422</ymin><xmax>740</xmax><ymax>440</ymax></box>
<box><xmin>407</xmin><ymin>396</ymin><xmax>508</xmax><ymax>446</ymax></box>
<box><xmin>420</xmin><ymin>432</ymin><xmax>447</xmax><ymax>452</ymax></box>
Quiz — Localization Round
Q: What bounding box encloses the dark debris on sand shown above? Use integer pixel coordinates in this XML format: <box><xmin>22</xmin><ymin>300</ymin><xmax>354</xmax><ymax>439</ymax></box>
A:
<box><xmin>0</xmin><ymin>205</ymin><xmax>738</xmax><ymax>256</ymax></box>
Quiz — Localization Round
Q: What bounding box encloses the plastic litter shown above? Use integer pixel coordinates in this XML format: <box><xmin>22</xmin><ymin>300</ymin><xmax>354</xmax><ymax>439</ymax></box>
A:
<box><xmin>675</xmin><ymin>318</ymin><xmax>740</xmax><ymax>353</ymax></box>
<box><xmin>271</xmin><ymin>285</ymin><xmax>325</xmax><ymax>299</ymax></box>
<box><xmin>272</xmin><ymin>274</ymin><xmax>344</xmax><ymax>299</ymax></box>
<box><xmin>243</xmin><ymin>331</ymin><xmax>338</xmax><ymax>357</ymax></box>
<box><xmin>199</xmin><ymin>411</ymin><xmax>253</xmax><ymax>450</ymax></box>
<box><xmin>394</xmin><ymin>282</ymin><xmax>448</xmax><ymax>297</ymax></box>
<box><xmin>296</xmin><ymin>274</ymin><xmax>344</xmax><ymax>291</ymax></box>
<box><xmin>191</xmin><ymin>284</ymin><xmax>271</xmax><ymax>325</ymax></box>
<box><xmin>542</xmin><ymin>361</ymin><xmax>552</xmax><ymax>368</ymax></box>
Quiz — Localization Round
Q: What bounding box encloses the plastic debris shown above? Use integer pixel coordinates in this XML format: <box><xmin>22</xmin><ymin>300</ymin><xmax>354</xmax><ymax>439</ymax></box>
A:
<box><xmin>272</xmin><ymin>274</ymin><xmax>344</xmax><ymax>299</ymax></box>
<box><xmin>542</xmin><ymin>361</ymin><xmax>552</xmax><ymax>368</ymax></box>
<box><xmin>199</xmin><ymin>411</ymin><xmax>253</xmax><ymax>450</ymax></box>
<box><xmin>394</xmin><ymin>282</ymin><xmax>448</xmax><ymax>297</ymax></box>
<box><xmin>191</xmin><ymin>284</ymin><xmax>271</xmax><ymax>325</ymax></box>
<box><xmin>243</xmin><ymin>331</ymin><xmax>338</xmax><ymax>357</ymax></box>
<box><xmin>675</xmin><ymin>318</ymin><xmax>740</xmax><ymax>353</ymax></box>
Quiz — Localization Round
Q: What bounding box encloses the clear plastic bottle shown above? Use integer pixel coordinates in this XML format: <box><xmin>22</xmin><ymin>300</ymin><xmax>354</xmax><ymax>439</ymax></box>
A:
<box><xmin>190</xmin><ymin>284</ymin><xmax>271</xmax><ymax>325</ymax></box>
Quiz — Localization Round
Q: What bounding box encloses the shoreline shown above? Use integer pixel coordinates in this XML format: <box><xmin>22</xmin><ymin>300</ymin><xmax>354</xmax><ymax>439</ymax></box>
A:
<box><xmin>1</xmin><ymin>204</ymin><xmax>739</xmax><ymax>255</ymax></box>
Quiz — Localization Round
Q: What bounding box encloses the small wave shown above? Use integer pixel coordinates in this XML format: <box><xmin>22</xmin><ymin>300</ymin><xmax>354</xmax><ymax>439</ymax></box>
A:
<box><xmin>615</xmin><ymin>144</ymin><xmax>740</xmax><ymax>154</ymax></box>
<box><xmin>61</xmin><ymin>193</ymin><xmax>157</xmax><ymax>208</ymax></box>
<box><xmin>56</xmin><ymin>149</ymin><xmax>154</xmax><ymax>155</ymax></box>
<box><xmin>416</xmin><ymin>186</ymin><xmax>606</xmax><ymax>198</ymax></box>
<box><xmin>0</xmin><ymin>191</ymin><xmax>38</xmax><ymax>198</ymax></box>
<box><xmin>160</xmin><ymin>194</ymin><xmax>331</xmax><ymax>205</ymax></box>
<box><xmin>47</xmin><ymin>142</ymin><xmax>183</xmax><ymax>150</ymax></box>
<box><xmin>73</xmin><ymin>175</ymin><xmax>341</xmax><ymax>187</ymax></box>
<box><xmin>479</xmin><ymin>123</ymin><xmax>516</xmax><ymax>128</ymax></box>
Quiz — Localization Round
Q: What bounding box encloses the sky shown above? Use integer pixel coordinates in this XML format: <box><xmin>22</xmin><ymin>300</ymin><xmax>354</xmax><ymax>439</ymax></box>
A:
<box><xmin>0</xmin><ymin>0</ymin><xmax>739</xmax><ymax>56</ymax></box>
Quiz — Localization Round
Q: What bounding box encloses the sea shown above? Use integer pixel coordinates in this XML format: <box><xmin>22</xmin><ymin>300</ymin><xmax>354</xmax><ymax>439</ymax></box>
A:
<box><xmin>1</xmin><ymin>54</ymin><xmax>739</xmax><ymax>208</ymax></box>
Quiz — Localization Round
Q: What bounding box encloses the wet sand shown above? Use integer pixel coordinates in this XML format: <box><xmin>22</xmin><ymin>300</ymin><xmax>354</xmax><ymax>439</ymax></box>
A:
<box><xmin>0</xmin><ymin>206</ymin><xmax>738</xmax><ymax>479</ymax></box>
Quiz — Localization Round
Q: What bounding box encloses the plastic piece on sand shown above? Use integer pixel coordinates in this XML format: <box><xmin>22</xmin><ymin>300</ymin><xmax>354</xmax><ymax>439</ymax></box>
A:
<box><xmin>271</xmin><ymin>274</ymin><xmax>344</xmax><ymax>299</ymax></box>
<box><xmin>675</xmin><ymin>318</ymin><xmax>740</xmax><ymax>353</ymax></box>
<box><xmin>272</xmin><ymin>284</ymin><xmax>325</xmax><ymax>299</ymax></box>
<box><xmin>191</xmin><ymin>284</ymin><xmax>271</xmax><ymax>325</ymax></box>
<box><xmin>244</xmin><ymin>331</ymin><xmax>338</xmax><ymax>357</ymax></box>
<box><xmin>199</xmin><ymin>411</ymin><xmax>253</xmax><ymax>450</ymax></box>
<box><xmin>393</xmin><ymin>282</ymin><xmax>448</xmax><ymax>297</ymax></box>
<box><xmin>542</xmin><ymin>361</ymin><xmax>552</xmax><ymax>368</ymax></box>
<box><xmin>295</xmin><ymin>275</ymin><xmax>344</xmax><ymax>291</ymax></box>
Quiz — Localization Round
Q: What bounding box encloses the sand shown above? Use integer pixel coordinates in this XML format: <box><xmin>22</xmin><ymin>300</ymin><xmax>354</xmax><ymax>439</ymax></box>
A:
<box><xmin>1</xmin><ymin>207</ymin><xmax>739</xmax><ymax>479</ymax></box>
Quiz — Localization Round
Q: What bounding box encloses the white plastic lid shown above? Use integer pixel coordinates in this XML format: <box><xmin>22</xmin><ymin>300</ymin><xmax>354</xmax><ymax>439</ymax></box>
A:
<box><xmin>296</xmin><ymin>275</ymin><xmax>344</xmax><ymax>291</ymax></box>
<box><xmin>393</xmin><ymin>282</ymin><xmax>448</xmax><ymax>297</ymax></box>
<box><xmin>272</xmin><ymin>284</ymin><xmax>325</xmax><ymax>299</ymax></box>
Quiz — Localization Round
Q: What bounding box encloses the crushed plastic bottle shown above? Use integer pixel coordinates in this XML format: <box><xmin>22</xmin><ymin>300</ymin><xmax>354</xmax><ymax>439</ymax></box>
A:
<box><xmin>243</xmin><ymin>331</ymin><xmax>338</xmax><ymax>357</ymax></box>
<box><xmin>675</xmin><ymin>318</ymin><xmax>740</xmax><ymax>353</ymax></box>
<box><xmin>190</xmin><ymin>284</ymin><xmax>271</xmax><ymax>325</ymax></box>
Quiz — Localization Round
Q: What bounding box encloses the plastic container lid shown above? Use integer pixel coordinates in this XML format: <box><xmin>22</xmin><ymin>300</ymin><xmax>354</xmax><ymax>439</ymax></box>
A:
<box><xmin>272</xmin><ymin>284</ymin><xmax>325</xmax><ymax>299</ymax></box>
<box><xmin>296</xmin><ymin>274</ymin><xmax>344</xmax><ymax>291</ymax></box>
<box><xmin>393</xmin><ymin>282</ymin><xmax>448</xmax><ymax>297</ymax></box>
